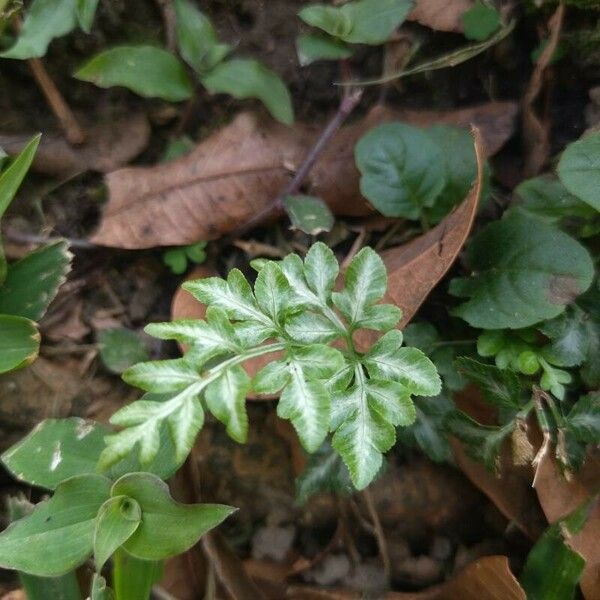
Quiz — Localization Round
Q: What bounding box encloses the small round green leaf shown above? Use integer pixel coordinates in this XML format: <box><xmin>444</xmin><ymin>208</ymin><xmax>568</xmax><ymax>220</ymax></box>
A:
<box><xmin>283</xmin><ymin>195</ymin><xmax>334</xmax><ymax>235</ymax></box>
<box><xmin>0</xmin><ymin>314</ymin><xmax>40</xmax><ymax>374</ymax></box>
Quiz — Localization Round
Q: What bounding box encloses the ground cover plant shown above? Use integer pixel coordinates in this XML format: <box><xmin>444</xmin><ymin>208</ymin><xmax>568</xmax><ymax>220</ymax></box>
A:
<box><xmin>0</xmin><ymin>0</ymin><xmax>599</xmax><ymax>599</ymax></box>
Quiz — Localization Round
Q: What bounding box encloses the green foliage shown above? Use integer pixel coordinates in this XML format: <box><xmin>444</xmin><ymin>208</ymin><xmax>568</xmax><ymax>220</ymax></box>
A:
<box><xmin>558</xmin><ymin>131</ymin><xmax>600</xmax><ymax>211</ymax></box>
<box><xmin>450</xmin><ymin>211</ymin><xmax>594</xmax><ymax>329</ymax></box>
<box><xmin>163</xmin><ymin>241</ymin><xmax>207</xmax><ymax>274</ymax></box>
<box><xmin>283</xmin><ymin>194</ymin><xmax>334</xmax><ymax>234</ymax></box>
<box><xmin>0</xmin><ymin>315</ymin><xmax>39</xmax><ymax>373</ymax></box>
<box><xmin>462</xmin><ymin>1</ymin><xmax>502</xmax><ymax>41</ymax></box>
<box><xmin>75</xmin><ymin>46</ymin><xmax>195</xmax><ymax>102</ymax></box>
<box><xmin>296</xmin><ymin>33</ymin><xmax>353</xmax><ymax>66</ymax></box>
<box><xmin>104</xmin><ymin>243</ymin><xmax>439</xmax><ymax>490</ymax></box>
<box><xmin>99</xmin><ymin>328</ymin><xmax>150</xmax><ymax>374</ymax></box>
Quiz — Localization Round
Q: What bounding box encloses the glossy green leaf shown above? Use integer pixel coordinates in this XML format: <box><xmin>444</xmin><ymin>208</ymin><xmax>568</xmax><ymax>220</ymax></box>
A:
<box><xmin>202</xmin><ymin>58</ymin><xmax>294</xmax><ymax>125</ymax></box>
<box><xmin>0</xmin><ymin>474</ymin><xmax>111</xmax><ymax>577</ymax></box>
<box><xmin>0</xmin><ymin>240</ymin><xmax>72</xmax><ymax>320</ymax></box>
<box><xmin>450</xmin><ymin>212</ymin><xmax>595</xmax><ymax>329</ymax></box>
<box><xmin>558</xmin><ymin>131</ymin><xmax>600</xmax><ymax>211</ymax></box>
<box><xmin>283</xmin><ymin>194</ymin><xmax>334</xmax><ymax>234</ymax></box>
<box><xmin>75</xmin><ymin>46</ymin><xmax>194</xmax><ymax>101</ymax></box>
<box><xmin>175</xmin><ymin>0</ymin><xmax>230</xmax><ymax>73</ymax></box>
<box><xmin>296</xmin><ymin>33</ymin><xmax>352</xmax><ymax>66</ymax></box>
<box><xmin>0</xmin><ymin>314</ymin><xmax>39</xmax><ymax>374</ymax></box>
<box><xmin>566</xmin><ymin>393</ymin><xmax>600</xmax><ymax>443</ymax></box>
<box><xmin>0</xmin><ymin>0</ymin><xmax>77</xmax><ymax>59</ymax></box>
<box><xmin>355</xmin><ymin>123</ymin><xmax>446</xmax><ymax>219</ymax></box>
<box><xmin>94</xmin><ymin>496</ymin><xmax>142</xmax><ymax>570</ymax></box>
<box><xmin>111</xmin><ymin>473</ymin><xmax>235</xmax><ymax>560</ymax></box>
<box><xmin>299</xmin><ymin>0</ymin><xmax>413</xmax><ymax>45</ymax></box>
<box><xmin>99</xmin><ymin>328</ymin><xmax>149</xmax><ymax>374</ymax></box>
<box><xmin>76</xmin><ymin>0</ymin><xmax>99</xmax><ymax>33</ymax></box>
<box><xmin>462</xmin><ymin>1</ymin><xmax>502</xmax><ymax>41</ymax></box>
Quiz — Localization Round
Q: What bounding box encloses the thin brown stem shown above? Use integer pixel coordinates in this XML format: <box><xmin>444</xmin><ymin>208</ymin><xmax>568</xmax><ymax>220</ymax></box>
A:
<box><xmin>27</xmin><ymin>58</ymin><xmax>86</xmax><ymax>144</ymax></box>
<box><xmin>362</xmin><ymin>488</ymin><xmax>391</xmax><ymax>582</ymax></box>
<box><xmin>154</xmin><ymin>0</ymin><xmax>177</xmax><ymax>51</ymax></box>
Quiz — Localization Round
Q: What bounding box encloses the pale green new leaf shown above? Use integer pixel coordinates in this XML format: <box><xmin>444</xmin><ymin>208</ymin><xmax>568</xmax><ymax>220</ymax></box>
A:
<box><xmin>174</xmin><ymin>0</ymin><xmax>230</xmax><ymax>73</ymax></box>
<box><xmin>332</xmin><ymin>247</ymin><xmax>387</xmax><ymax>326</ymax></box>
<box><xmin>94</xmin><ymin>496</ymin><xmax>141</xmax><ymax>570</ymax></box>
<box><xmin>254</xmin><ymin>261</ymin><xmax>292</xmax><ymax>323</ymax></box>
<box><xmin>1</xmin><ymin>0</ymin><xmax>77</xmax><ymax>59</ymax></box>
<box><xmin>252</xmin><ymin>359</ymin><xmax>290</xmax><ymax>394</ymax></box>
<box><xmin>304</xmin><ymin>241</ymin><xmax>339</xmax><ymax>304</ymax></box>
<box><xmin>202</xmin><ymin>58</ymin><xmax>294</xmax><ymax>125</ymax></box>
<box><xmin>75</xmin><ymin>46</ymin><xmax>194</xmax><ymax>102</ymax></box>
<box><xmin>0</xmin><ymin>314</ymin><xmax>40</xmax><ymax>374</ymax></box>
<box><xmin>285</xmin><ymin>312</ymin><xmax>340</xmax><ymax>343</ymax></box>
<box><xmin>205</xmin><ymin>364</ymin><xmax>250</xmax><ymax>443</ymax></box>
<box><xmin>111</xmin><ymin>473</ymin><xmax>235</xmax><ymax>560</ymax></box>
<box><xmin>355</xmin><ymin>122</ymin><xmax>446</xmax><ymax>219</ymax></box>
<box><xmin>363</xmin><ymin>330</ymin><xmax>441</xmax><ymax>396</ymax></box>
<box><xmin>354</xmin><ymin>304</ymin><xmax>402</xmax><ymax>332</ymax></box>
<box><xmin>123</xmin><ymin>358</ymin><xmax>201</xmax><ymax>392</ymax></box>
<box><xmin>166</xmin><ymin>394</ymin><xmax>204</xmax><ymax>462</ymax></box>
<box><xmin>0</xmin><ymin>474</ymin><xmax>111</xmax><ymax>577</ymax></box>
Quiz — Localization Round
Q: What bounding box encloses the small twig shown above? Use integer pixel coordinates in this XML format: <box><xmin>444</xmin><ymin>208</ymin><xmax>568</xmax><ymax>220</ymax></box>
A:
<box><xmin>362</xmin><ymin>489</ymin><xmax>391</xmax><ymax>582</ymax></box>
<box><xmin>2</xmin><ymin>227</ymin><xmax>97</xmax><ymax>249</ymax></box>
<box><xmin>227</xmin><ymin>88</ymin><xmax>363</xmax><ymax>241</ymax></box>
<box><xmin>27</xmin><ymin>58</ymin><xmax>86</xmax><ymax>144</ymax></box>
<box><xmin>154</xmin><ymin>0</ymin><xmax>177</xmax><ymax>51</ymax></box>
<box><xmin>341</xmin><ymin>226</ymin><xmax>367</xmax><ymax>271</ymax></box>
<box><xmin>152</xmin><ymin>586</ymin><xmax>181</xmax><ymax>600</ymax></box>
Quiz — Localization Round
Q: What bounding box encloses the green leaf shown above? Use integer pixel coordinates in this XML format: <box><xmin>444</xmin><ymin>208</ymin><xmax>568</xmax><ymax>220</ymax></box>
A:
<box><xmin>355</xmin><ymin>123</ymin><xmax>446</xmax><ymax>219</ymax></box>
<box><xmin>332</xmin><ymin>246</ymin><xmax>387</xmax><ymax>327</ymax></box>
<box><xmin>0</xmin><ymin>314</ymin><xmax>39</xmax><ymax>374</ymax></box>
<box><xmin>557</xmin><ymin>131</ymin><xmax>600</xmax><ymax>211</ymax></box>
<box><xmin>285</xmin><ymin>311</ymin><xmax>340</xmax><ymax>343</ymax></box>
<box><xmin>0</xmin><ymin>0</ymin><xmax>77</xmax><ymax>59</ymax></box>
<box><xmin>254</xmin><ymin>261</ymin><xmax>292</xmax><ymax>323</ymax></box>
<box><xmin>0</xmin><ymin>474</ymin><xmax>111</xmax><ymax>577</ymax></box>
<box><xmin>111</xmin><ymin>473</ymin><xmax>235</xmax><ymax>560</ymax></box>
<box><xmin>252</xmin><ymin>359</ymin><xmax>290</xmax><ymax>394</ymax></box>
<box><xmin>462</xmin><ymin>1</ymin><xmax>502</xmax><ymax>41</ymax></box>
<box><xmin>75</xmin><ymin>46</ymin><xmax>194</xmax><ymax>102</ymax></box>
<box><xmin>99</xmin><ymin>328</ymin><xmax>149</xmax><ymax>374</ymax></box>
<box><xmin>0</xmin><ymin>240</ymin><xmax>72</xmax><ymax>320</ymax></box>
<box><xmin>174</xmin><ymin>0</ymin><xmax>230</xmax><ymax>73</ymax></box>
<box><xmin>123</xmin><ymin>358</ymin><xmax>201</xmax><ymax>392</ymax></box>
<box><xmin>566</xmin><ymin>393</ymin><xmax>600</xmax><ymax>443</ymax></box>
<box><xmin>91</xmin><ymin>574</ymin><xmax>115</xmax><ymax>600</ymax></box>
<box><xmin>166</xmin><ymin>392</ymin><xmax>205</xmax><ymax>462</ymax></box>
<box><xmin>363</xmin><ymin>330</ymin><xmax>441</xmax><ymax>396</ymax></box>
<box><xmin>283</xmin><ymin>194</ymin><xmax>334</xmax><ymax>234</ymax></box>
<box><xmin>2</xmin><ymin>417</ymin><xmax>106</xmax><ymax>490</ymax></box>
<box><xmin>445</xmin><ymin>412</ymin><xmax>513</xmax><ymax>471</ymax></box>
<box><xmin>205</xmin><ymin>364</ymin><xmax>250</xmax><ymax>443</ymax></box>
<box><xmin>304</xmin><ymin>241</ymin><xmax>339</xmax><ymax>305</ymax></box>
<box><xmin>76</xmin><ymin>0</ymin><xmax>99</xmax><ymax>33</ymax></box>
<box><xmin>162</xmin><ymin>248</ymin><xmax>188</xmax><ymax>274</ymax></box>
<box><xmin>520</xmin><ymin>522</ymin><xmax>586</xmax><ymax>600</ymax></box>
<box><xmin>296</xmin><ymin>33</ymin><xmax>353</xmax><ymax>66</ymax></box>
<box><xmin>540</xmin><ymin>306</ymin><xmax>592</xmax><ymax>367</ymax></box>
<box><xmin>94</xmin><ymin>496</ymin><xmax>141</xmax><ymax>570</ymax></box>
<box><xmin>112</xmin><ymin>550</ymin><xmax>161</xmax><ymax>600</ymax></box>
<box><xmin>202</xmin><ymin>58</ymin><xmax>294</xmax><ymax>125</ymax></box>
<box><xmin>450</xmin><ymin>212</ymin><xmax>595</xmax><ymax>329</ymax></box>
<box><xmin>295</xmin><ymin>441</ymin><xmax>353</xmax><ymax>504</ymax></box>
<box><xmin>299</xmin><ymin>0</ymin><xmax>413</xmax><ymax>45</ymax></box>
<box><xmin>454</xmin><ymin>357</ymin><xmax>522</xmax><ymax>410</ymax></box>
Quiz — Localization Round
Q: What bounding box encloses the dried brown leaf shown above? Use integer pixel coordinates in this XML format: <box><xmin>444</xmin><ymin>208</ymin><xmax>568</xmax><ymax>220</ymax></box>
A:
<box><xmin>0</xmin><ymin>113</ymin><xmax>150</xmax><ymax>177</ymax></box>
<box><xmin>407</xmin><ymin>0</ymin><xmax>474</xmax><ymax>32</ymax></box>
<box><xmin>93</xmin><ymin>102</ymin><xmax>517</xmax><ymax>249</ymax></box>
<box><xmin>288</xmin><ymin>556</ymin><xmax>526</xmax><ymax>600</ymax></box>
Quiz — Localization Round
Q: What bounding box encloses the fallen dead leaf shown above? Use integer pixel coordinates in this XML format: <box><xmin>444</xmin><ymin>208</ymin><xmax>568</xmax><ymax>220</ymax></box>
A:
<box><xmin>0</xmin><ymin>591</ymin><xmax>26</xmax><ymax>600</ymax></box>
<box><xmin>534</xmin><ymin>452</ymin><xmax>600</xmax><ymax>600</ymax></box>
<box><xmin>92</xmin><ymin>102</ymin><xmax>517</xmax><ymax>249</ymax></box>
<box><xmin>407</xmin><ymin>0</ymin><xmax>473</xmax><ymax>32</ymax></box>
<box><xmin>0</xmin><ymin>113</ymin><xmax>150</xmax><ymax>177</ymax></box>
<box><xmin>287</xmin><ymin>556</ymin><xmax>526</xmax><ymax>600</ymax></box>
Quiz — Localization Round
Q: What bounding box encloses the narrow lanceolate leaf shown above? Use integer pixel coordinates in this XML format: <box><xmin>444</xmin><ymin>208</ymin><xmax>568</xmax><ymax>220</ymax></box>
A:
<box><xmin>0</xmin><ymin>0</ymin><xmax>77</xmax><ymax>59</ymax></box>
<box><xmin>167</xmin><ymin>394</ymin><xmax>204</xmax><ymax>462</ymax></box>
<box><xmin>252</xmin><ymin>359</ymin><xmax>290</xmax><ymax>394</ymax></box>
<box><xmin>94</xmin><ymin>496</ymin><xmax>142</xmax><ymax>570</ymax></box>
<box><xmin>1</xmin><ymin>417</ymin><xmax>108</xmax><ymax>490</ymax></box>
<box><xmin>285</xmin><ymin>312</ymin><xmax>340</xmax><ymax>343</ymax></box>
<box><xmin>331</xmin><ymin>366</ymin><xmax>395</xmax><ymax>490</ymax></box>
<box><xmin>0</xmin><ymin>474</ymin><xmax>111</xmax><ymax>577</ymax></box>
<box><xmin>76</xmin><ymin>0</ymin><xmax>99</xmax><ymax>33</ymax></box>
<box><xmin>75</xmin><ymin>46</ymin><xmax>194</xmax><ymax>102</ymax></box>
<box><xmin>183</xmin><ymin>269</ymin><xmax>271</xmax><ymax>326</ymax></box>
<box><xmin>202</xmin><ymin>58</ymin><xmax>294</xmax><ymax>125</ymax></box>
<box><xmin>363</xmin><ymin>330</ymin><xmax>441</xmax><ymax>396</ymax></box>
<box><xmin>205</xmin><ymin>365</ymin><xmax>250</xmax><ymax>443</ymax></box>
<box><xmin>0</xmin><ymin>240</ymin><xmax>72</xmax><ymax>320</ymax></box>
<box><xmin>280</xmin><ymin>254</ymin><xmax>323</xmax><ymax>309</ymax></box>
<box><xmin>332</xmin><ymin>247</ymin><xmax>387</xmax><ymax>327</ymax></box>
<box><xmin>303</xmin><ymin>241</ymin><xmax>339</xmax><ymax>304</ymax></box>
<box><xmin>111</xmin><ymin>473</ymin><xmax>235</xmax><ymax>560</ymax></box>
<box><xmin>254</xmin><ymin>261</ymin><xmax>292</xmax><ymax>323</ymax></box>
<box><xmin>123</xmin><ymin>358</ymin><xmax>201</xmax><ymax>392</ymax></box>
<box><xmin>566</xmin><ymin>393</ymin><xmax>600</xmax><ymax>443</ymax></box>
<box><xmin>0</xmin><ymin>314</ymin><xmax>40</xmax><ymax>374</ymax></box>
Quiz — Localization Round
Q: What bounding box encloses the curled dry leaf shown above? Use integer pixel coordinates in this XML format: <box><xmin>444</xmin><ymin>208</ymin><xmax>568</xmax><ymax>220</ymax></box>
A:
<box><xmin>407</xmin><ymin>0</ymin><xmax>474</xmax><ymax>33</ymax></box>
<box><xmin>287</xmin><ymin>556</ymin><xmax>525</xmax><ymax>600</ymax></box>
<box><xmin>535</xmin><ymin>452</ymin><xmax>600</xmax><ymax>600</ymax></box>
<box><xmin>92</xmin><ymin>102</ymin><xmax>517</xmax><ymax>249</ymax></box>
<box><xmin>0</xmin><ymin>113</ymin><xmax>150</xmax><ymax>177</ymax></box>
